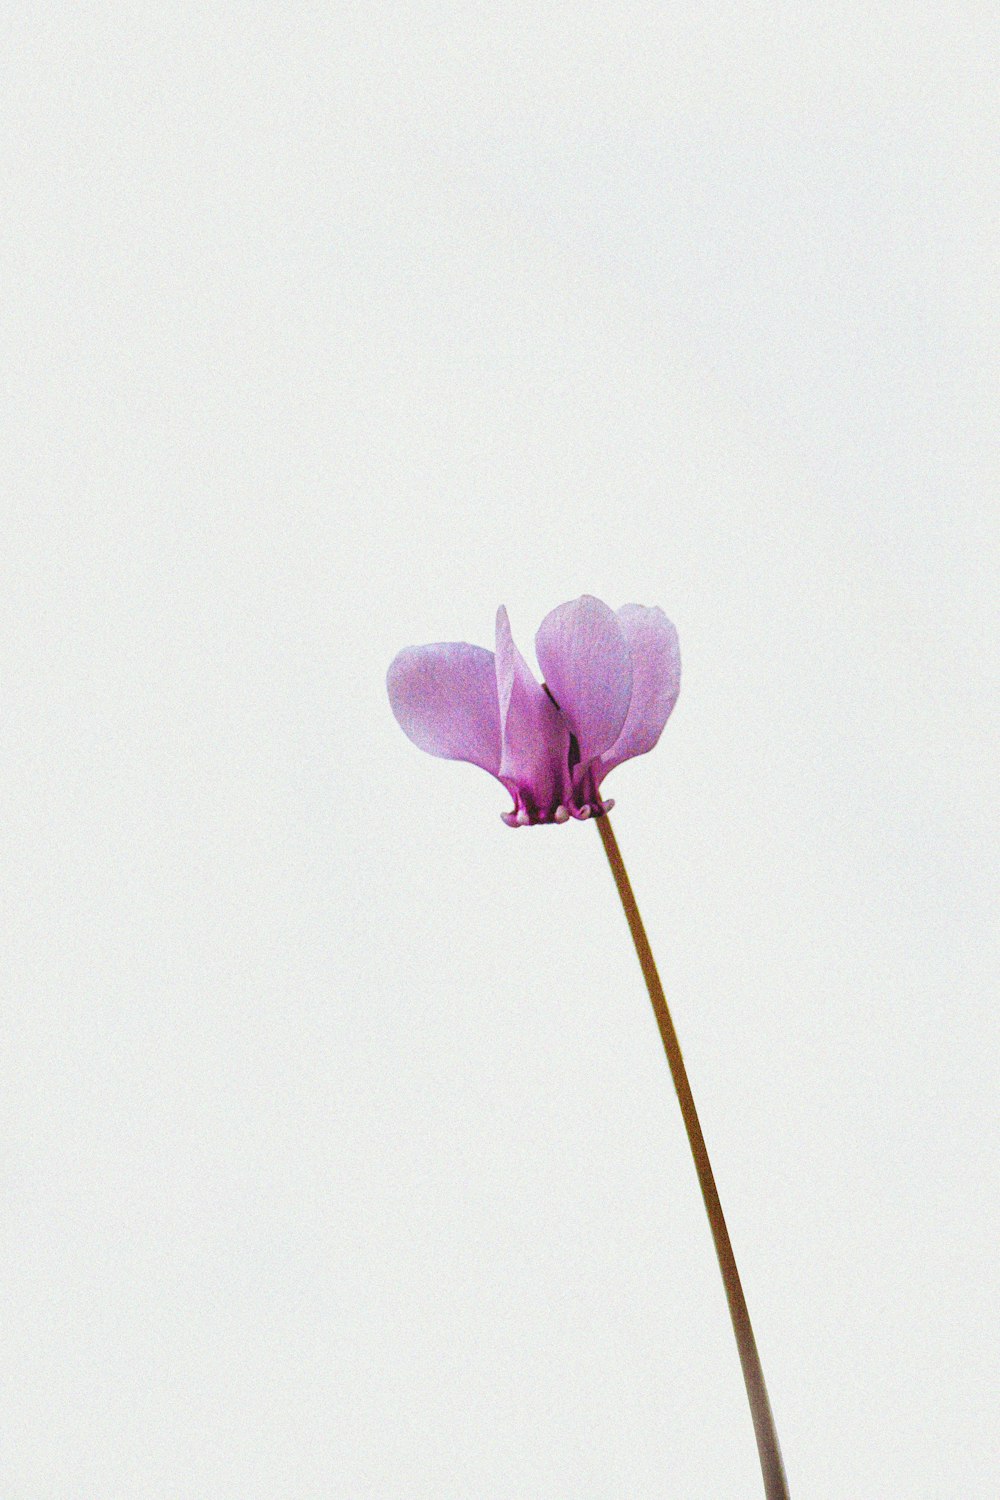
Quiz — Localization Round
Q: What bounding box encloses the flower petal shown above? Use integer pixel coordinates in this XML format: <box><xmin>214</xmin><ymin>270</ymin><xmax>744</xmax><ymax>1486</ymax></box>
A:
<box><xmin>386</xmin><ymin>643</ymin><xmax>501</xmax><ymax>775</ymax></box>
<box><xmin>599</xmin><ymin>605</ymin><xmax>680</xmax><ymax>777</ymax></box>
<box><xmin>534</xmin><ymin>595</ymin><xmax>632</xmax><ymax>763</ymax></box>
<box><xmin>495</xmin><ymin>607</ymin><xmax>570</xmax><ymax>815</ymax></box>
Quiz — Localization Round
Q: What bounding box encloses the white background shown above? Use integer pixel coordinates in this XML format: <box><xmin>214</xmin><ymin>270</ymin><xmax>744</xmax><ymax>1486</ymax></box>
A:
<box><xmin>3</xmin><ymin>5</ymin><xmax>997</xmax><ymax>1496</ymax></box>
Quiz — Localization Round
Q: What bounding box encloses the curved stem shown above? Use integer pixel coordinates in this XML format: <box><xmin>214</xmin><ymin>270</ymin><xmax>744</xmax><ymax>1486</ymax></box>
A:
<box><xmin>596</xmin><ymin>813</ymin><xmax>789</xmax><ymax>1500</ymax></box>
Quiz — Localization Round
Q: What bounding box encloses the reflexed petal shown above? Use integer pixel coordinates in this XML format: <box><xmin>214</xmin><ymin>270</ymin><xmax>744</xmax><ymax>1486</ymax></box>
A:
<box><xmin>599</xmin><ymin>604</ymin><xmax>680</xmax><ymax>777</ymax></box>
<box><xmin>534</xmin><ymin>595</ymin><xmax>632</xmax><ymax>763</ymax></box>
<box><xmin>495</xmin><ymin>606</ymin><xmax>570</xmax><ymax>814</ymax></box>
<box><xmin>386</xmin><ymin>643</ymin><xmax>501</xmax><ymax>775</ymax></box>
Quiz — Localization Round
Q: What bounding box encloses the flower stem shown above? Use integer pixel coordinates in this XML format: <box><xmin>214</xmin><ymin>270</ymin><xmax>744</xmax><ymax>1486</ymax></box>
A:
<box><xmin>595</xmin><ymin>813</ymin><xmax>789</xmax><ymax>1500</ymax></box>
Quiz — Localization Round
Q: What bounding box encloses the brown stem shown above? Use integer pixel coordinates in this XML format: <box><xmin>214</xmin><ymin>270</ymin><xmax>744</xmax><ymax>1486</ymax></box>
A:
<box><xmin>595</xmin><ymin>812</ymin><xmax>789</xmax><ymax>1500</ymax></box>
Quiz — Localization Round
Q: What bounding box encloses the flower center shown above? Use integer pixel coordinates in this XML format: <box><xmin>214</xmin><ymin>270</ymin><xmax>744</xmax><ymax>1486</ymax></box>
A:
<box><xmin>500</xmin><ymin>685</ymin><xmax>614</xmax><ymax>827</ymax></box>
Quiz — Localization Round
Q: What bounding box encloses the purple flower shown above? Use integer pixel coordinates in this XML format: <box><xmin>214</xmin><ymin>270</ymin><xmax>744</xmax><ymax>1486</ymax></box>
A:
<box><xmin>387</xmin><ymin>594</ymin><xmax>680</xmax><ymax>826</ymax></box>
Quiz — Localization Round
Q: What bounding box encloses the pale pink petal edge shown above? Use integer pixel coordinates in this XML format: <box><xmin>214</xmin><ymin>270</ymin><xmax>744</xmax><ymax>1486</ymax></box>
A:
<box><xmin>387</xmin><ymin>642</ymin><xmax>501</xmax><ymax>776</ymax></box>
<box><xmin>533</xmin><ymin>595</ymin><xmax>633</xmax><ymax>763</ymax></box>
<box><xmin>599</xmin><ymin>605</ymin><xmax>680</xmax><ymax>777</ymax></box>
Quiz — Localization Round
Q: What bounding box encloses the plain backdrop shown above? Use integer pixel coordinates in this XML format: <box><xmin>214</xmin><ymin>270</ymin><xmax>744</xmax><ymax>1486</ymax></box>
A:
<box><xmin>2</xmin><ymin>5</ymin><xmax>997</xmax><ymax>1497</ymax></box>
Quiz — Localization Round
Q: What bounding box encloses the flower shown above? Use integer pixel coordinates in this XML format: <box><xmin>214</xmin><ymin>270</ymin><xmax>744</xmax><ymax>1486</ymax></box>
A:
<box><xmin>387</xmin><ymin>594</ymin><xmax>680</xmax><ymax>826</ymax></box>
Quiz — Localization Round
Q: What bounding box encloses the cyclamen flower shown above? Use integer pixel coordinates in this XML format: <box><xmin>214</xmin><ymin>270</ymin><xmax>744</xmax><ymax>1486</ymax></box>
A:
<box><xmin>387</xmin><ymin>594</ymin><xmax>680</xmax><ymax>825</ymax></box>
<box><xmin>386</xmin><ymin>593</ymin><xmax>789</xmax><ymax>1499</ymax></box>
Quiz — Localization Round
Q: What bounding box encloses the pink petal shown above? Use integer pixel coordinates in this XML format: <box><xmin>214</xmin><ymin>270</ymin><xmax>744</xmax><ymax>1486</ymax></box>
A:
<box><xmin>495</xmin><ymin>607</ymin><xmax>570</xmax><ymax>815</ymax></box>
<box><xmin>534</xmin><ymin>595</ymin><xmax>633</xmax><ymax>763</ymax></box>
<box><xmin>386</xmin><ymin>643</ymin><xmax>501</xmax><ymax>775</ymax></box>
<box><xmin>599</xmin><ymin>604</ymin><xmax>681</xmax><ymax>777</ymax></box>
